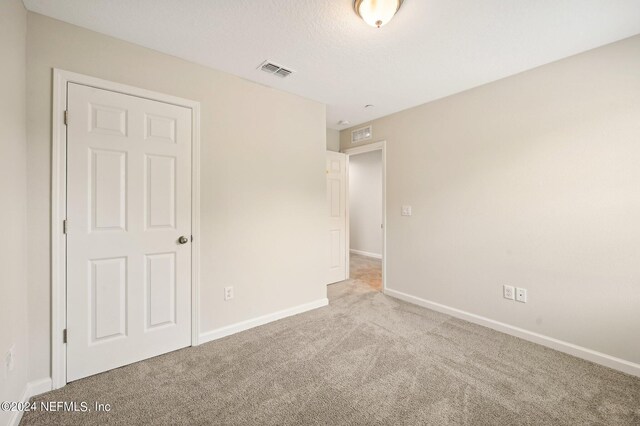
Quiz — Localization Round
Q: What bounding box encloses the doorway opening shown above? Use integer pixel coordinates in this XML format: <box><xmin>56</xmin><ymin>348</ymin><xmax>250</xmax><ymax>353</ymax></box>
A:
<box><xmin>345</xmin><ymin>142</ymin><xmax>386</xmax><ymax>292</ymax></box>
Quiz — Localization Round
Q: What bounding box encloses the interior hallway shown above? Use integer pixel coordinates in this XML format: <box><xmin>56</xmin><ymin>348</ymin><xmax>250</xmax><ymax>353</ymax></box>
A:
<box><xmin>348</xmin><ymin>253</ymin><xmax>382</xmax><ymax>292</ymax></box>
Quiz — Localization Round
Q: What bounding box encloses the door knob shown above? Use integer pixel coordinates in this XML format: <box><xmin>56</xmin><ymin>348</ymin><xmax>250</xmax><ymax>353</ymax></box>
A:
<box><xmin>178</xmin><ymin>236</ymin><xmax>189</xmax><ymax>244</ymax></box>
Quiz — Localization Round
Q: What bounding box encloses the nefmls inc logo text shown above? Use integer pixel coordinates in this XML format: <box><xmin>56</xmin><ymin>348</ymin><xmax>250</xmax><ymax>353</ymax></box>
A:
<box><xmin>41</xmin><ymin>401</ymin><xmax>89</xmax><ymax>412</ymax></box>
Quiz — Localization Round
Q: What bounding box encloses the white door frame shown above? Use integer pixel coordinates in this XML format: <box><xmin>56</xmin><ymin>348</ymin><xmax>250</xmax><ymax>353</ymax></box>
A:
<box><xmin>342</xmin><ymin>141</ymin><xmax>387</xmax><ymax>292</ymax></box>
<box><xmin>51</xmin><ymin>69</ymin><xmax>201</xmax><ymax>389</ymax></box>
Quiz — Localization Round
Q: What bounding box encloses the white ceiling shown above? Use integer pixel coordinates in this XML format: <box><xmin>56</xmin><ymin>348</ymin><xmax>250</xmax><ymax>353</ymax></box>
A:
<box><xmin>23</xmin><ymin>0</ymin><xmax>640</xmax><ymax>129</ymax></box>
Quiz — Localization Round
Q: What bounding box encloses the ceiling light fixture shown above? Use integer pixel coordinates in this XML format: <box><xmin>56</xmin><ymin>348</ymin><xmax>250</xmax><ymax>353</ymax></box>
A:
<box><xmin>354</xmin><ymin>0</ymin><xmax>404</xmax><ymax>28</ymax></box>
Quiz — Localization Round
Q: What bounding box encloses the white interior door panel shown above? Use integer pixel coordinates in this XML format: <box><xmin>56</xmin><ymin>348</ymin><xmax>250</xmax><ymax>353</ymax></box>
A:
<box><xmin>66</xmin><ymin>83</ymin><xmax>192</xmax><ymax>381</ymax></box>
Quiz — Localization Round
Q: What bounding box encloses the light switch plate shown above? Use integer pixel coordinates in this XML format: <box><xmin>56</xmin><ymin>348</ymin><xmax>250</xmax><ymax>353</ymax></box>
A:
<box><xmin>401</xmin><ymin>205</ymin><xmax>412</xmax><ymax>216</ymax></box>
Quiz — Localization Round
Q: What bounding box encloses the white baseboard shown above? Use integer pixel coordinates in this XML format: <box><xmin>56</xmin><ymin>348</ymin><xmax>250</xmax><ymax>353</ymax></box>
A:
<box><xmin>384</xmin><ymin>288</ymin><xmax>640</xmax><ymax>378</ymax></box>
<box><xmin>8</xmin><ymin>377</ymin><xmax>52</xmax><ymax>426</ymax></box>
<box><xmin>199</xmin><ymin>298</ymin><xmax>329</xmax><ymax>345</ymax></box>
<box><xmin>350</xmin><ymin>249</ymin><xmax>382</xmax><ymax>259</ymax></box>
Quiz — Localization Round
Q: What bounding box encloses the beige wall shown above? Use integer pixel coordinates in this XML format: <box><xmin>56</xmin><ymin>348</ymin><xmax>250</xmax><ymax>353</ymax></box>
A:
<box><xmin>326</xmin><ymin>128</ymin><xmax>340</xmax><ymax>152</ymax></box>
<box><xmin>341</xmin><ymin>35</ymin><xmax>640</xmax><ymax>364</ymax></box>
<box><xmin>0</xmin><ymin>0</ymin><xmax>29</xmax><ymax>422</ymax></box>
<box><xmin>27</xmin><ymin>13</ymin><xmax>327</xmax><ymax>382</ymax></box>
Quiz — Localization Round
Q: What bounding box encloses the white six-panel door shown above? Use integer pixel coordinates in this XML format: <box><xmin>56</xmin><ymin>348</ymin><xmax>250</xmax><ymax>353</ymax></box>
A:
<box><xmin>66</xmin><ymin>83</ymin><xmax>192</xmax><ymax>381</ymax></box>
<box><xmin>327</xmin><ymin>151</ymin><xmax>348</xmax><ymax>284</ymax></box>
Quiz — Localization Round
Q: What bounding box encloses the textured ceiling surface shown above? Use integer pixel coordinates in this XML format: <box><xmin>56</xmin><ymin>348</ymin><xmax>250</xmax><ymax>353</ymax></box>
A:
<box><xmin>23</xmin><ymin>0</ymin><xmax>640</xmax><ymax>129</ymax></box>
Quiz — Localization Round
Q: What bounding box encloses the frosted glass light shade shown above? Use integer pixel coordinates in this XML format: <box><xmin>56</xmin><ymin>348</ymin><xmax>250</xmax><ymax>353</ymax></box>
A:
<box><xmin>354</xmin><ymin>0</ymin><xmax>403</xmax><ymax>28</ymax></box>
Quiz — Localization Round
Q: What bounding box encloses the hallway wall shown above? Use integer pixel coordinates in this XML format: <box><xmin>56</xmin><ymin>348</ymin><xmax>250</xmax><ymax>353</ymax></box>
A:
<box><xmin>349</xmin><ymin>150</ymin><xmax>382</xmax><ymax>258</ymax></box>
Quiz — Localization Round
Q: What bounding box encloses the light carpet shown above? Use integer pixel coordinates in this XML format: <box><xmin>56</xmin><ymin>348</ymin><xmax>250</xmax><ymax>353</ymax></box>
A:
<box><xmin>21</xmin><ymin>256</ymin><xmax>640</xmax><ymax>425</ymax></box>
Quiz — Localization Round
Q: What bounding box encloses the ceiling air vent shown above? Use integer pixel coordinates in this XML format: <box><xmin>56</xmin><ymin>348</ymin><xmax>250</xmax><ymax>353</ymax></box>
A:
<box><xmin>351</xmin><ymin>125</ymin><xmax>372</xmax><ymax>144</ymax></box>
<box><xmin>258</xmin><ymin>61</ymin><xmax>294</xmax><ymax>78</ymax></box>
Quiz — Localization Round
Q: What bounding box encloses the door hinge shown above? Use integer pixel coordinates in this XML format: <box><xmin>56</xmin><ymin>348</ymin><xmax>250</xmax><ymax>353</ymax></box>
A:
<box><xmin>64</xmin><ymin>110</ymin><xmax>68</xmax><ymax>126</ymax></box>
<box><xmin>63</xmin><ymin>219</ymin><xmax>68</xmax><ymax>234</ymax></box>
<box><xmin>63</xmin><ymin>329</ymin><xmax>68</xmax><ymax>344</ymax></box>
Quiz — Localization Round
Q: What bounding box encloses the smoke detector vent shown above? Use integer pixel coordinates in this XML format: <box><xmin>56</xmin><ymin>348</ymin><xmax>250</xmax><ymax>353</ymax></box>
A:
<box><xmin>351</xmin><ymin>125</ymin><xmax>372</xmax><ymax>143</ymax></box>
<box><xmin>258</xmin><ymin>61</ymin><xmax>294</xmax><ymax>78</ymax></box>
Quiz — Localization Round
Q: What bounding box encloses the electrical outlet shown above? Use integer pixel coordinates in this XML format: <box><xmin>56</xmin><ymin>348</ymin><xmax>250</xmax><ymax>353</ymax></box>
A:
<box><xmin>401</xmin><ymin>205</ymin><xmax>412</xmax><ymax>216</ymax></box>
<box><xmin>503</xmin><ymin>285</ymin><xmax>515</xmax><ymax>300</ymax></box>
<box><xmin>224</xmin><ymin>286</ymin><xmax>234</xmax><ymax>301</ymax></box>
<box><xmin>515</xmin><ymin>287</ymin><xmax>527</xmax><ymax>303</ymax></box>
<box><xmin>5</xmin><ymin>345</ymin><xmax>15</xmax><ymax>373</ymax></box>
